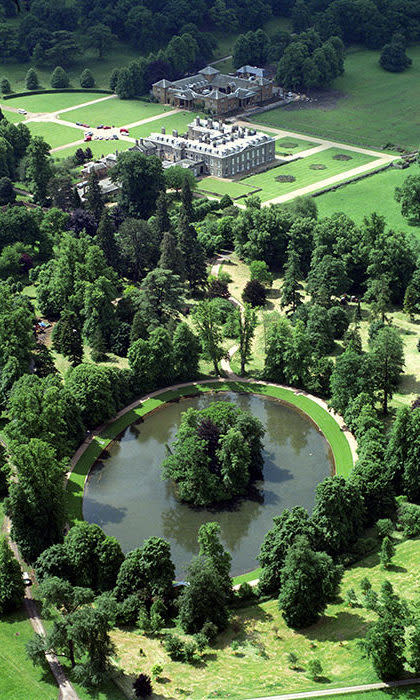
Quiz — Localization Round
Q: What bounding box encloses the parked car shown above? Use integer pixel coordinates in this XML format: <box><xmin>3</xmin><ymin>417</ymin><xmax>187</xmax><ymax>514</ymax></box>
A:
<box><xmin>22</xmin><ymin>572</ymin><xmax>32</xmax><ymax>586</ymax></box>
<box><xmin>81</xmin><ymin>123</ymin><xmax>90</xmax><ymax>128</ymax></box>
<box><xmin>84</xmin><ymin>135</ymin><xmax>92</xmax><ymax>142</ymax></box>
<box><xmin>112</xmin><ymin>134</ymin><xmax>119</xmax><ymax>140</ymax></box>
<box><xmin>120</xmin><ymin>127</ymin><xmax>129</xmax><ymax>134</ymax></box>
<box><xmin>17</xmin><ymin>108</ymin><xmax>27</xmax><ymax>114</ymax></box>
<box><xmin>103</xmin><ymin>125</ymin><xmax>111</xmax><ymax>130</ymax></box>
<box><xmin>96</xmin><ymin>124</ymin><xmax>104</xmax><ymax>129</ymax></box>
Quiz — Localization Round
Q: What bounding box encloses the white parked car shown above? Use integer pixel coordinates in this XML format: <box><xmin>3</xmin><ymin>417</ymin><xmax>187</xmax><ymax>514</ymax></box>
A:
<box><xmin>17</xmin><ymin>108</ymin><xmax>27</xmax><ymax>114</ymax></box>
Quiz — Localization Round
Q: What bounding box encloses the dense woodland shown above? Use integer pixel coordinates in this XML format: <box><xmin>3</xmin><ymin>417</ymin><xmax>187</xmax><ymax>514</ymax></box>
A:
<box><xmin>0</xmin><ymin>0</ymin><xmax>419</xmax><ymax>695</ymax></box>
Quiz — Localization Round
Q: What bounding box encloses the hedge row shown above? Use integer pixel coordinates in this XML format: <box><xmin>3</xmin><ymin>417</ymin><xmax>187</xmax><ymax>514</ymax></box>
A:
<box><xmin>2</xmin><ymin>88</ymin><xmax>114</xmax><ymax>100</ymax></box>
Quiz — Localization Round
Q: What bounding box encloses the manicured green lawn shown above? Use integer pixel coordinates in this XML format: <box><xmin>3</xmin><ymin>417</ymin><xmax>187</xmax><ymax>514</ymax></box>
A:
<box><xmin>198</xmin><ymin>177</ymin><xmax>259</xmax><ymax>199</ymax></box>
<box><xmin>275</xmin><ymin>136</ymin><xmax>319</xmax><ymax>154</ymax></box>
<box><xmin>316</xmin><ymin>166</ymin><xmax>420</xmax><ymax>241</ymax></box>
<box><xmin>129</xmin><ymin>110</ymin><xmax>205</xmax><ymax>139</ymax></box>
<box><xmin>52</xmin><ymin>138</ymin><xmax>132</xmax><ymax>161</ymax></box>
<box><xmin>60</xmin><ymin>98</ymin><xmax>170</xmax><ymax>128</ymax></box>
<box><xmin>26</xmin><ymin>121</ymin><xmax>83</xmax><ymax>149</ymax></box>
<box><xmin>4</xmin><ymin>91</ymin><xmax>107</xmax><ymax>113</ymax></box>
<box><xmin>66</xmin><ymin>381</ymin><xmax>353</xmax><ymax>525</ymax></box>
<box><xmin>242</xmin><ymin>147</ymin><xmax>377</xmax><ymax>201</ymax></box>
<box><xmin>1</xmin><ymin>109</ymin><xmax>25</xmax><ymax>123</ymax></box>
<box><xmin>253</xmin><ymin>47</ymin><xmax>420</xmax><ymax>150</ymax></box>
<box><xmin>113</xmin><ymin>537</ymin><xmax>420</xmax><ymax>699</ymax></box>
<box><xmin>0</xmin><ymin>608</ymin><xmax>57</xmax><ymax>700</ymax></box>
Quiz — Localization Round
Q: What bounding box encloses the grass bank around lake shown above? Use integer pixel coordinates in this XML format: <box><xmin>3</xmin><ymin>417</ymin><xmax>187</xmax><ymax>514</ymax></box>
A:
<box><xmin>66</xmin><ymin>381</ymin><xmax>354</xmax><ymax>527</ymax></box>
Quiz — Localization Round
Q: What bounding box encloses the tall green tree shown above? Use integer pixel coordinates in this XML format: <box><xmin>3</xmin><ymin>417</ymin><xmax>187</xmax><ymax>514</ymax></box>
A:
<box><xmin>369</xmin><ymin>326</ymin><xmax>404</xmax><ymax>414</ymax></box>
<box><xmin>95</xmin><ymin>210</ymin><xmax>119</xmax><ymax>269</ymax></box>
<box><xmin>395</xmin><ymin>175</ymin><xmax>420</xmax><ymax>221</ymax></box>
<box><xmin>177</xmin><ymin>212</ymin><xmax>206</xmax><ymax>291</ymax></box>
<box><xmin>110</xmin><ymin>151</ymin><xmax>165</xmax><ymax>218</ymax></box>
<box><xmin>264</xmin><ymin>316</ymin><xmax>292</xmax><ymax>384</ymax></box>
<box><xmin>50</xmin><ymin>65</ymin><xmax>69</xmax><ymax>88</ymax></box>
<box><xmin>178</xmin><ymin>556</ymin><xmax>229</xmax><ymax>634</ymax></box>
<box><xmin>236</xmin><ymin>304</ymin><xmax>257</xmax><ymax>375</ymax></box>
<box><xmin>90</xmin><ymin>24</ymin><xmax>114</xmax><ymax>58</ymax></box>
<box><xmin>26</xmin><ymin>136</ymin><xmax>53</xmax><ymax>205</ymax></box>
<box><xmin>278</xmin><ymin>536</ymin><xmax>343</xmax><ymax>629</ymax></box>
<box><xmin>85</xmin><ymin>171</ymin><xmax>104</xmax><ymax>221</ymax></box>
<box><xmin>173</xmin><ymin>322</ymin><xmax>201</xmax><ymax>380</ymax></box>
<box><xmin>7</xmin><ymin>439</ymin><xmax>65</xmax><ymax>561</ymax></box>
<box><xmin>181</xmin><ymin>177</ymin><xmax>194</xmax><ymax>220</ymax></box>
<box><xmin>312</xmin><ymin>476</ymin><xmax>366</xmax><ymax>556</ymax></box>
<box><xmin>197</xmin><ymin>522</ymin><xmax>231</xmax><ymax>596</ymax></box>
<box><xmin>193</xmin><ymin>299</ymin><xmax>224</xmax><ymax>375</ymax></box>
<box><xmin>25</xmin><ymin>67</ymin><xmax>39</xmax><ymax>90</ymax></box>
<box><xmin>0</xmin><ymin>535</ymin><xmax>24</xmax><ymax>614</ymax></box>
<box><xmin>158</xmin><ymin>232</ymin><xmax>185</xmax><ymax>279</ymax></box>
<box><xmin>281</xmin><ymin>246</ymin><xmax>303</xmax><ymax>311</ymax></box>
<box><xmin>52</xmin><ymin>310</ymin><xmax>83</xmax><ymax>366</ymax></box>
<box><xmin>363</xmin><ymin>609</ymin><xmax>405</xmax><ymax>679</ymax></box>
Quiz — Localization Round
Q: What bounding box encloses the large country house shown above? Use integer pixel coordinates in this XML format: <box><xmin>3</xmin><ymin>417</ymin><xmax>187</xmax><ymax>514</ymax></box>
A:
<box><xmin>152</xmin><ymin>65</ymin><xmax>274</xmax><ymax>115</ymax></box>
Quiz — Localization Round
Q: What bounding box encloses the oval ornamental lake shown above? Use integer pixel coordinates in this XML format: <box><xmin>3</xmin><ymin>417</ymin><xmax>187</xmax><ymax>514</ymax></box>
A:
<box><xmin>83</xmin><ymin>392</ymin><xmax>333</xmax><ymax>578</ymax></box>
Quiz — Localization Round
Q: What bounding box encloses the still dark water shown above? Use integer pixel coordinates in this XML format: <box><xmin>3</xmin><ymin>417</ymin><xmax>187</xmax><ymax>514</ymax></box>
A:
<box><xmin>83</xmin><ymin>392</ymin><xmax>333</xmax><ymax>577</ymax></box>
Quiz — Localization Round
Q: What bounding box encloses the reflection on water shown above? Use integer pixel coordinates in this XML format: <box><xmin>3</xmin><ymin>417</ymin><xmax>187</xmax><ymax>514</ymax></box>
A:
<box><xmin>84</xmin><ymin>392</ymin><xmax>333</xmax><ymax>577</ymax></box>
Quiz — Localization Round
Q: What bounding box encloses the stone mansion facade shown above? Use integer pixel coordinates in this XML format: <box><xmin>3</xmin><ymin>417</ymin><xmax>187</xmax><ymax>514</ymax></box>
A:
<box><xmin>152</xmin><ymin>65</ymin><xmax>274</xmax><ymax>115</ymax></box>
<box><xmin>131</xmin><ymin>116</ymin><xmax>276</xmax><ymax>178</ymax></box>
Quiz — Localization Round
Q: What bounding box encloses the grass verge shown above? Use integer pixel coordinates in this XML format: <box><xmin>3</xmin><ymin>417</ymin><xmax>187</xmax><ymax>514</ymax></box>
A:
<box><xmin>66</xmin><ymin>381</ymin><xmax>354</xmax><ymax>525</ymax></box>
<box><xmin>60</xmin><ymin>99</ymin><xmax>170</xmax><ymax>128</ymax></box>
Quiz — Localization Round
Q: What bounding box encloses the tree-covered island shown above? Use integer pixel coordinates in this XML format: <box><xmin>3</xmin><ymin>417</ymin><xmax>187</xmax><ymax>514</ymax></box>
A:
<box><xmin>162</xmin><ymin>401</ymin><xmax>265</xmax><ymax>506</ymax></box>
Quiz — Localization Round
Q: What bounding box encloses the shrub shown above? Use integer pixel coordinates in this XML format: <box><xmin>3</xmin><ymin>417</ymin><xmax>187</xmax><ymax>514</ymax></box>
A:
<box><xmin>0</xmin><ymin>77</ymin><xmax>11</xmax><ymax>93</ymax></box>
<box><xmin>51</xmin><ymin>66</ymin><xmax>69</xmax><ymax>89</ymax></box>
<box><xmin>117</xmin><ymin>594</ymin><xmax>142</xmax><ymax>626</ymax></box>
<box><xmin>235</xmin><ymin>581</ymin><xmax>257</xmax><ymax>601</ymax></box>
<box><xmin>164</xmin><ymin>633</ymin><xmax>185</xmax><ymax>661</ymax></box>
<box><xmin>377</xmin><ymin>518</ymin><xmax>394</xmax><ymax>539</ymax></box>
<box><xmin>80</xmin><ymin>69</ymin><xmax>95</xmax><ymax>89</ymax></box>
<box><xmin>133</xmin><ymin>673</ymin><xmax>152</xmax><ymax>698</ymax></box>
<box><xmin>307</xmin><ymin>658</ymin><xmax>323</xmax><ymax>680</ymax></box>
<box><xmin>110</xmin><ymin>68</ymin><xmax>120</xmax><ymax>92</ymax></box>
<box><xmin>25</xmin><ymin>68</ymin><xmax>39</xmax><ymax>90</ymax></box>
<box><xmin>183</xmin><ymin>640</ymin><xmax>199</xmax><ymax>664</ymax></box>
<box><xmin>328</xmin><ymin>305</ymin><xmax>349</xmax><ymax>339</ymax></box>
<box><xmin>201</xmin><ymin>621</ymin><xmax>218</xmax><ymax>644</ymax></box>
<box><xmin>287</xmin><ymin>651</ymin><xmax>298</xmax><ymax>669</ymax></box>
<box><xmin>345</xmin><ymin>588</ymin><xmax>359</xmax><ymax>607</ymax></box>
<box><xmin>242</xmin><ymin>279</ymin><xmax>267</xmax><ymax>307</ymax></box>
<box><xmin>0</xmin><ymin>177</ymin><xmax>16</xmax><ymax>205</ymax></box>
<box><xmin>193</xmin><ymin>632</ymin><xmax>208</xmax><ymax>652</ymax></box>
<box><xmin>151</xmin><ymin>663</ymin><xmax>163</xmax><ymax>678</ymax></box>
<box><xmin>398</xmin><ymin>503</ymin><xmax>420</xmax><ymax>538</ymax></box>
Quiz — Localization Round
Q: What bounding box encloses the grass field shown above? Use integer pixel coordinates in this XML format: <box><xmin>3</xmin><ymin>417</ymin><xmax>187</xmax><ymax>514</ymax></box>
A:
<box><xmin>198</xmin><ymin>177</ymin><xmax>260</xmax><ymax>198</ymax></box>
<box><xmin>337</xmin><ymin>689</ymin><xmax>420</xmax><ymax>700</ymax></box>
<box><xmin>112</xmin><ymin>537</ymin><xmax>420</xmax><ymax>699</ymax></box>
<box><xmin>1</xmin><ymin>109</ymin><xmax>25</xmax><ymax>123</ymax></box>
<box><xmin>3</xmin><ymin>91</ymin><xmax>108</xmax><ymax>113</ymax></box>
<box><xmin>66</xmin><ymin>381</ymin><xmax>353</xmax><ymax>525</ymax></box>
<box><xmin>316</xmin><ymin>166</ymin><xmax>420</xmax><ymax>241</ymax></box>
<box><xmin>253</xmin><ymin>47</ymin><xmax>420</xmax><ymax>151</ymax></box>
<box><xmin>60</xmin><ymin>98</ymin><xmax>170</xmax><ymax>128</ymax></box>
<box><xmin>242</xmin><ymin>148</ymin><xmax>377</xmax><ymax>201</ymax></box>
<box><xmin>129</xmin><ymin>110</ymin><xmax>205</xmax><ymax>139</ymax></box>
<box><xmin>52</xmin><ymin>138</ymin><xmax>132</xmax><ymax>161</ymax></box>
<box><xmin>275</xmin><ymin>136</ymin><xmax>319</xmax><ymax>154</ymax></box>
<box><xmin>25</xmin><ymin>121</ymin><xmax>83</xmax><ymax>149</ymax></box>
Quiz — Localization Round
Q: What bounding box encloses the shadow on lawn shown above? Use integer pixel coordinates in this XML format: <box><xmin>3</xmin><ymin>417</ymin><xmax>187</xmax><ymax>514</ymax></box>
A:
<box><xmin>303</xmin><ymin>610</ymin><xmax>370</xmax><ymax>642</ymax></box>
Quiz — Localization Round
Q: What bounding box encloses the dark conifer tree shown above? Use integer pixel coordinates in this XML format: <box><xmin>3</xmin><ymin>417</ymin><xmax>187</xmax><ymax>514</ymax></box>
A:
<box><xmin>158</xmin><ymin>232</ymin><xmax>185</xmax><ymax>279</ymax></box>
<box><xmin>155</xmin><ymin>191</ymin><xmax>172</xmax><ymax>235</ymax></box>
<box><xmin>96</xmin><ymin>210</ymin><xmax>119</xmax><ymax>269</ymax></box>
<box><xmin>181</xmin><ymin>178</ymin><xmax>194</xmax><ymax>221</ymax></box>
<box><xmin>85</xmin><ymin>171</ymin><xmax>104</xmax><ymax>222</ymax></box>
<box><xmin>177</xmin><ymin>212</ymin><xmax>206</xmax><ymax>291</ymax></box>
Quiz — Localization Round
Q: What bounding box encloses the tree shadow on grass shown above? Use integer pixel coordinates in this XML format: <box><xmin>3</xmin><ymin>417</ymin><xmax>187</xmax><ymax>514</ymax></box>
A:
<box><xmin>385</xmin><ymin>564</ymin><xmax>407</xmax><ymax>573</ymax></box>
<box><xmin>302</xmin><ymin>610</ymin><xmax>371</xmax><ymax>642</ymax></box>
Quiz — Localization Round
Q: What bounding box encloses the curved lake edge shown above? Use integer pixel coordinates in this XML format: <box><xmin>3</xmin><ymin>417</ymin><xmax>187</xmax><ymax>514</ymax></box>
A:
<box><xmin>66</xmin><ymin>380</ymin><xmax>356</xmax><ymax>580</ymax></box>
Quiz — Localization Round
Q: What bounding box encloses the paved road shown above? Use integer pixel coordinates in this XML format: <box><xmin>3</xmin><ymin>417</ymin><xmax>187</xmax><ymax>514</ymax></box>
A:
<box><xmin>246</xmin><ymin>677</ymin><xmax>420</xmax><ymax>700</ymax></box>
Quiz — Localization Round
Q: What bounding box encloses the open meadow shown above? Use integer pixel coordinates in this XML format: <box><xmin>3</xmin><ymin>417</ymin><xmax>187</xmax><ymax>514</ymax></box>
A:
<box><xmin>60</xmin><ymin>98</ymin><xmax>170</xmax><ymax>128</ymax></box>
<box><xmin>241</xmin><ymin>148</ymin><xmax>377</xmax><ymax>201</ymax></box>
<box><xmin>316</xmin><ymin>166</ymin><xmax>420</xmax><ymax>242</ymax></box>
<box><xmin>198</xmin><ymin>177</ymin><xmax>260</xmax><ymax>199</ymax></box>
<box><xmin>112</xmin><ymin>538</ymin><xmax>420</xmax><ymax>699</ymax></box>
<box><xmin>252</xmin><ymin>47</ymin><xmax>420</xmax><ymax>151</ymax></box>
